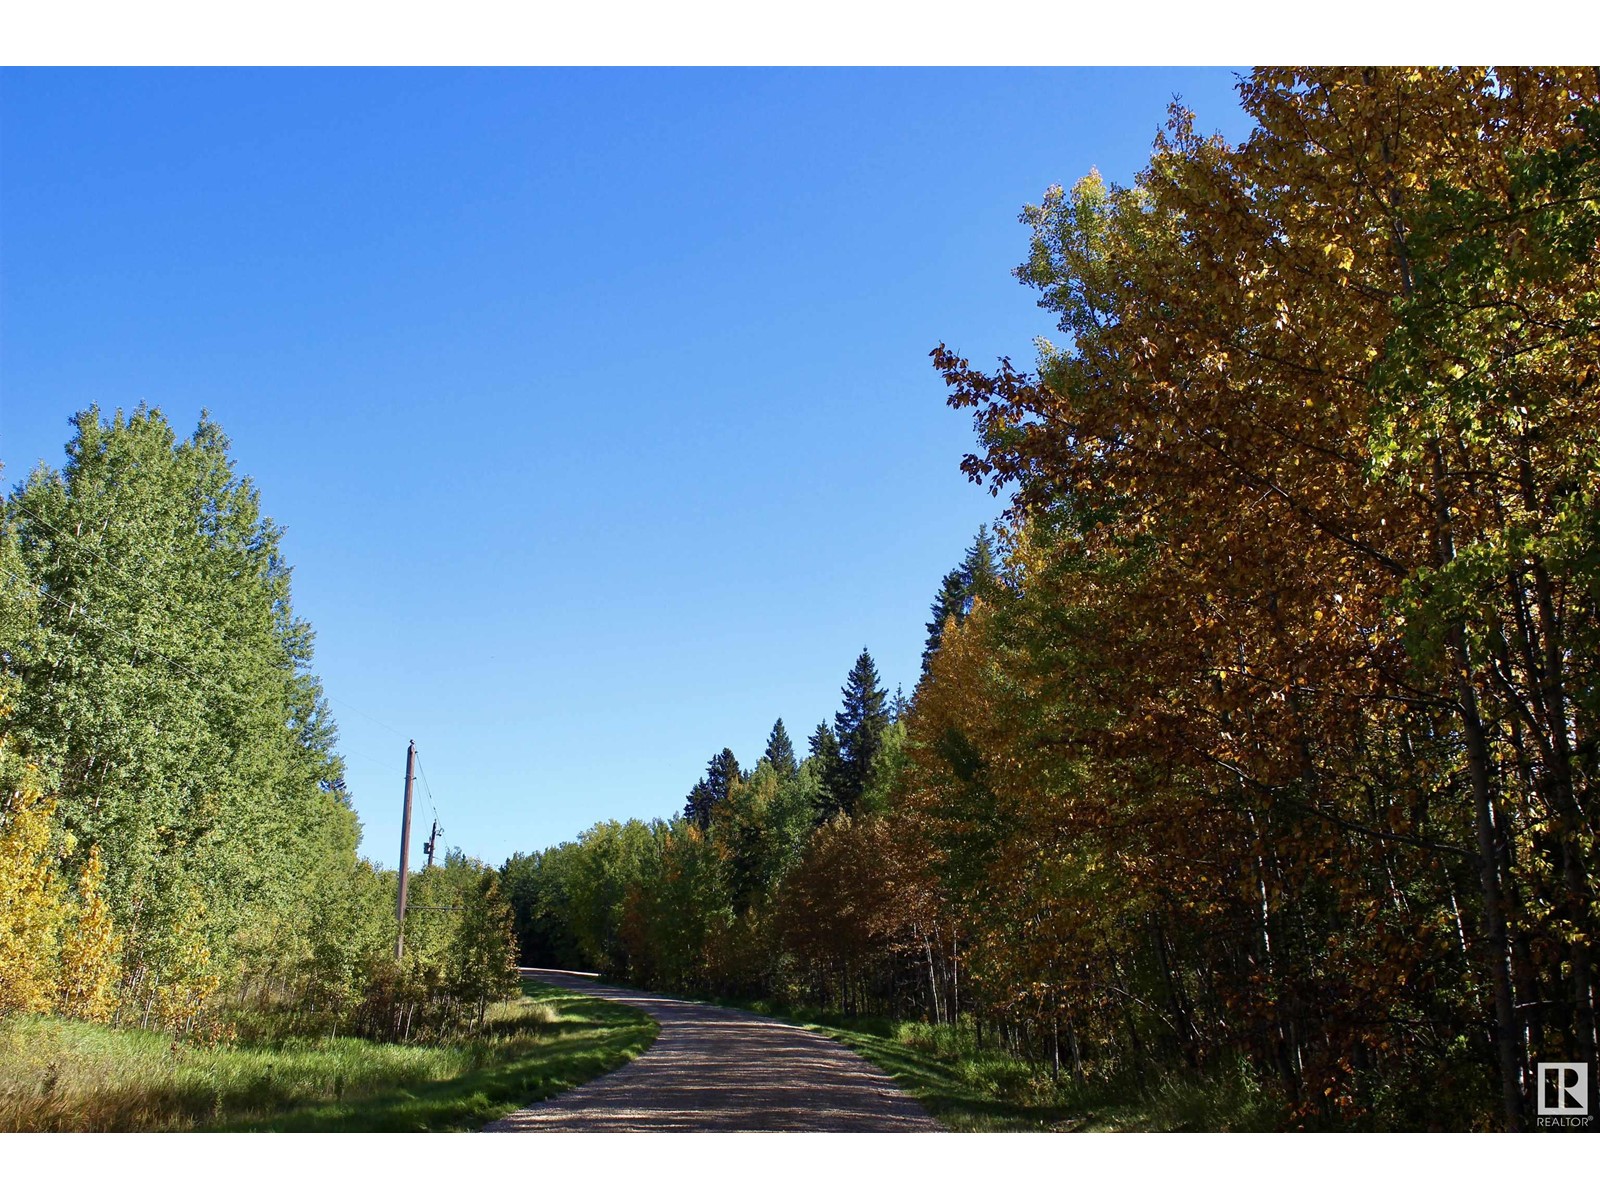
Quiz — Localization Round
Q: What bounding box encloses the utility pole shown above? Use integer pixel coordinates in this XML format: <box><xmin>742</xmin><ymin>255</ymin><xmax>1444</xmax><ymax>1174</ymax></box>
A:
<box><xmin>395</xmin><ymin>739</ymin><xmax>416</xmax><ymax>962</ymax></box>
<box><xmin>423</xmin><ymin>817</ymin><xmax>439</xmax><ymax>870</ymax></box>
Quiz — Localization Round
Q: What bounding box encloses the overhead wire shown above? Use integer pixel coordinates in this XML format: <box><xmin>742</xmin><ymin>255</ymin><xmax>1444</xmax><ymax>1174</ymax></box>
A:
<box><xmin>7</xmin><ymin>502</ymin><xmax>474</xmax><ymax>867</ymax></box>
<box><xmin>5</xmin><ymin>499</ymin><xmax>407</xmax><ymax>755</ymax></box>
<box><xmin>413</xmin><ymin>748</ymin><xmax>451</xmax><ymax>860</ymax></box>
<box><xmin>0</xmin><ymin>568</ymin><xmax>395</xmax><ymax>772</ymax></box>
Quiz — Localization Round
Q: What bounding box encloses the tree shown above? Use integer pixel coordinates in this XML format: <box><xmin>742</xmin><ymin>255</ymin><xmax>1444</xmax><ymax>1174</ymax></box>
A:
<box><xmin>686</xmin><ymin>748</ymin><xmax>742</xmax><ymax>829</ymax></box>
<box><xmin>923</xmin><ymin>568</ymin><xmax>969</xmax><ymax>673</ymax></box>
<box><xmin>807</xmin><ymin>722</ymin><xmax>843</xmax><ymax>822</ymax></box>
<box><xmin>961</xmin><ymin>526</ymin><xmax>998</xmax><ymax>606</ymax></box>
<box><xmin>449</xmin><ymin>872</ymin><xmax>522</xmax><ymax>1027</ymax></box>
<box><xmin>1</xmin><ymin>730</ymin><xmax>123</xmax><ymax>1026</ymax></box>
<box><xmin>716</xmin><ymin>762</ymin><xmax>782</xmax><ymax>915</ymax></box>
<box><xmin>828</xmin><ymin>650</ymin><xmax>890</xmax><ymax>819</ymax></box>
<box><xmin>762</xmin><ymin>718</ymin><xmax>798</xmax><ymax>779</ymax></box>
<box><xmin>2</xmin><ymin>406</ymin><xmax>353</xmax><ymax>986</ymax></box>
<box><xmin>617</xmin><ymin>816</ymin><xmax>728</xmax><ymax>992</ymax></box>
<box><xmin>891</xmin><ymin>685</ymin><xmax>909</xmax><ymax>721</ymax></box>
<box><xmin>923</xmin><ymin>527</ymin><xmax>1001</xmax><ymax>674</ymax></box>
<box><xmin>0</xmin><ymin>757</ymin><xmax>66</xmax><ymax>1016</ymax></box>
<box><xmin>560</xmin><ymin>819</ymin><xmax>658</xmax><ymax>975</ymax></box>
<box><xmin>56</xmin><ymin>846</ymin><xmax>123</xmax><ymax>1023</ymax></box>
<box><xmin>501</xmin><ymin>848</ymin><xmax>585</xmax><ymax>970</ymax></box>
<box><xmin>935</xmin><ymin>67</ymin><xmax>1600</xmax><ymax>1127</ymax></box>
<box><xmin>683</xmin><ymin>780</ymin><xmax>716</xmax><ymax>831</ymax></box>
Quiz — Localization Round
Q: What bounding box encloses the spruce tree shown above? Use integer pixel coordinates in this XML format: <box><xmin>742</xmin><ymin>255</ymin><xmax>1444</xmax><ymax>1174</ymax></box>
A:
<box><xmin>684</xmin><ymin>748</ymin><xmax>741</xmax><ymax>829</ymax></box>
<box><xmin>922</xmin><ymin>525</ymin><xmax>1000</xmax><ymax>673</ymax></box>
<box><xmin>923</xmin><ymin>567</ymin><xmax>969</xmax><ymax>672</ymax></box>
<box><xmin>962</xmin><ymin>523</ymin><xmax>998</xmax><ymax>603</ymax></box>
<box><xmin>829</xmin><ymin>649</ymin><xmax>889</xmax><ymax>818</ymax></box>
<box><xmin>707</xmin><ymin>748</ymin><xmax>741</xmax><ymax>802</ymax></box>
<box><xmin>761</xmin><ymin>718</ymin><xmax>798</xmax><ymax>779</ymax></box>
<box><xmin>684</xmin><ymin>780</ymin><xmax>716</xmax><ymax>830</ymax></box>
<box><xmin>807</xmin><ymin>722</ymin><xmax>843</xmax><ymax>822</ymax></box>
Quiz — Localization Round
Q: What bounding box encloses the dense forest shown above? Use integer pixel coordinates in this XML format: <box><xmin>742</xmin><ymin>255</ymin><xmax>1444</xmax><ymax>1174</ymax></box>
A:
<box><xmin>0</xmin><ymin>408</ymin><xmax>519</xmax><ymax>1043</ymax></box>
<box><xmin>504</xmin><ymin>67</ymin><xmax>1600</xmax><ymax>1130</ymax></box>
<box><xmin>3</xmin><ymin>65</ymin><xmax>1596</xmax><ymax>1134</ymax></box>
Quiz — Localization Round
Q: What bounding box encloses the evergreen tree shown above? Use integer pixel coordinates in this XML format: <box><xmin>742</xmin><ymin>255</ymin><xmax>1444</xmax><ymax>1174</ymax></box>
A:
<box><xmin>922</xmin><ymin>526</ymin><xmax>999</xmax><ymax>673</ymax></box>
<box><xmin>707</xmin><ymin>748</ymin><xmax>741</xmax><ymax>804</ymax></box>
<box><xmin>684</xmin><ymin>747</ymin><xmax>741</xmax><ymax>829</ymax></box>
<box><xmin>962</xmin><ymin>524</ymin><xmax>998</xmax><ymax>603</ymax></box>
<box><xmin>683</xmin><ymin>780</ymin><xmax>716</xmax><ymax>830</ymax></box>
<box><xmin>761</xmin><ymin>718</ymin><xmax>798</xmax><ymax>779</ymax></box>
<box><xmin>829</xmin><ymin>649</ymin><xmax>889</xmax><ymax>818</ymax></box>
<box><xmin>807</xmin><ymin>722</ymin><xmax>843</xmax><ymax>822</ymax></box>
<box><xmin>923</xmin><ymin>567</ymin><xmax>969</xmax><ymax>672</ymax></box>
<box><xmin>717</xmin><ymin>763</ymin><xmax>780</xmax><ymax>915</ymax></box>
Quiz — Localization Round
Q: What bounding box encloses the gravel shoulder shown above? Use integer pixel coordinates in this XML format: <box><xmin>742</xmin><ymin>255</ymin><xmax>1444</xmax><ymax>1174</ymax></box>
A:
<box><xmin>485</xmin><ymin>969</ymin><xmax>938</xmax><ymax>1132</ymax></box>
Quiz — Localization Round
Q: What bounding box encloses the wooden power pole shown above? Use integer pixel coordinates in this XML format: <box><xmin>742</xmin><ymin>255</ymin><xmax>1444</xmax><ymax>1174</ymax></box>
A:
<box><xmin>395</xmin><ymin>739</ymin><xmax>416</xmax><ymax>961</ymax></box>
<box><xmin>423</xmin><ymin>817</ymin><xmax>439</xmax><ymax>870</ymax></box>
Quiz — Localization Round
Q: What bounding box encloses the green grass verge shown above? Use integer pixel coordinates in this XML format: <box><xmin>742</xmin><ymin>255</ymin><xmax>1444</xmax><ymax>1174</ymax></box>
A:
<box><xmin>687</xmin><ymin>994</ymin><xmax>1279</xmax><ymax>1132</ymax></box>
<box><xmin>0</xmin><ymin>980</ymin><xmax>656</xmax><ymax>1132</ymax></box>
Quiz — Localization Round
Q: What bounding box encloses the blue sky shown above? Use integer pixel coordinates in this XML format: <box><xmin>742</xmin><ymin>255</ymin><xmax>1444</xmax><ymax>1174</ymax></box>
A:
<box><xmin>1</xmin><ymin>69</ymin><xmax>1257</xmax><ymax>868</ymax></box>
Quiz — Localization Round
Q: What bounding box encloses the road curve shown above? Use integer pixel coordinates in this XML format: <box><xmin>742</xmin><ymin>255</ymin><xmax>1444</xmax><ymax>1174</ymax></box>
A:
<box><xmin>485</xmin><ymin>969</ymin><xmax>938</xmax><ymax>1132</ymax></box>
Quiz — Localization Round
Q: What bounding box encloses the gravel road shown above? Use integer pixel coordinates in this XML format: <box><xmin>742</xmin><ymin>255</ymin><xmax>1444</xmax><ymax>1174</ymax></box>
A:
<box><xmin>484</xmin><ymin>969</ymin><xmax>938</xmax><ymax>1132</ymax></box>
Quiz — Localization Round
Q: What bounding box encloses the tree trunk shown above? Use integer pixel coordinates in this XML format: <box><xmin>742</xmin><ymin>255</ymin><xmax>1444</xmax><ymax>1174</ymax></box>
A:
<box><xmin>1429</xmin><ymin>440</ymin><xmax>1524</xmax><ymax>1130</ymax></box>
<box><xmin>1456</xmin><ymin>645</ymin><xmax>1525</xmax><ymax>1130</ymax></box>
<box><xmin>922</xmin><ymin>929</ymin><xmax>942</xmax><ymax>1025</ymax></box>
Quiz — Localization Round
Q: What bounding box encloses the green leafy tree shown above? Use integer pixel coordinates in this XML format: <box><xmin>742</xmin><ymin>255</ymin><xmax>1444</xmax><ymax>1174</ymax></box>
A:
<box><xmin>449</xmin><ymin>872</ymin><xmax>522</xmax><ymax>1026</ymax></box>
<box><xmin>501</xmin><ymin>847</ymin><xmax>586</xmax><ymax>969</ymax></box>
<box><xmin>561</xmin><ymin>819</ymin><xmax>658</xmax><ymax>975</ymax></box>
<box><xmin>2</xmin><ymin>406</ymin><xmax>351</xmax><ymax>993</ymax></box>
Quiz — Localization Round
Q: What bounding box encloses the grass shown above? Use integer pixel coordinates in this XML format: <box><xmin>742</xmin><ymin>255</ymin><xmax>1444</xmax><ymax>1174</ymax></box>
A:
<box><xmin>695</xmin><ymin>994</ymin><xmax>1281</xmax><ymax>1131</ymax></box>
<box><xmin>0</xmin><ymin>980</ymin><xmax>656</xmax><ymax>1132</ymax></box>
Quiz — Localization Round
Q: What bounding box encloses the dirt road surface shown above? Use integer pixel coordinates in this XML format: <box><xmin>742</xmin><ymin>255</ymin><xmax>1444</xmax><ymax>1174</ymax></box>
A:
<box><xmin>484</xmin><ymin>969</ymin><xmax>938</xmax><ymax>1132</ymax></box>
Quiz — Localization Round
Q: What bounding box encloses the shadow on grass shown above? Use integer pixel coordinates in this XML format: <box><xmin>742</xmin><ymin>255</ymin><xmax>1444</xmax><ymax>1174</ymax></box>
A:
<box><xmin>805</xmin><ymin>1021</ymin><xmax>1281</xmax><ymax>1131</ymax></box>
<box><xmin>213</xmin><ymin>982</ymin><xmax>656</xmax><ymax>1133</ymax></box>
<box><xmin>791</xmin><ymin>1023</ymin><xmax>1080</xmax><ymax>1131</ymax></box>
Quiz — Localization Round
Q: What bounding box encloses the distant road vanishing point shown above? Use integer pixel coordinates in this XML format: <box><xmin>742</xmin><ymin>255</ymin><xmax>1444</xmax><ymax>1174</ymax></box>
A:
<box><xmin>485</xmin><ymin>969</ymin><xmax>938</xmax><ymax>1132</ymax></box>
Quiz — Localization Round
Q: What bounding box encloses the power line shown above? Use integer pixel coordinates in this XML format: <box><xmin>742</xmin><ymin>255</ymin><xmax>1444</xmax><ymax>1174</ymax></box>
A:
<box><xmin>1</xmin><ymin>569</ymin><xmax>393</xmax><ymax>773</ymax></box>
<box><xmin>6</xmin><ymin>499</ymin><xmax>407</xmax><ymax>755</ymax></box>
<box><xmin>10</xmin><ymin>499</ymin><xmax>233</xmax><ymax>619</ymax></box>
<box><xmin>4</xmin><ymin>568</ymin><xmax>252</xmax><ymax>706</ymax></box>
<box><xmin>414</xmin><ymin>749</ymin><xmax>453</xmax><ymax>867</ymax></box>
<box><xmin>336</xmin><ymin>701</ymin><xmax>408</xmax><ymax>740</ymax></box>
<box><xmin>415</xmin><ymin>750</ymin><xmax>438</xmax><ymax>818</ymax></box>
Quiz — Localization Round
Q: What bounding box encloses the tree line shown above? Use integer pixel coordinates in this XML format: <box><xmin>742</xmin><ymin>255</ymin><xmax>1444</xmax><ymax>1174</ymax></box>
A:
<box><xmin>0</xmin><ymin>408</ymin><xmax>518</xmax><ymax>1040</ymax></box>
<box><xmin>505</xmin><ymin>67</ymin><xmax>1599</xmax><ymax>1130</ymax></box>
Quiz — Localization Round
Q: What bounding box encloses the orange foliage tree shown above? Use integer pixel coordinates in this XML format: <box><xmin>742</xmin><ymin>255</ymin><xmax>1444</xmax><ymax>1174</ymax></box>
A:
<box><xmin>929</xmin><ymin>67</ymin><xmax>1599</xmax><ymax>1127</ymax></box>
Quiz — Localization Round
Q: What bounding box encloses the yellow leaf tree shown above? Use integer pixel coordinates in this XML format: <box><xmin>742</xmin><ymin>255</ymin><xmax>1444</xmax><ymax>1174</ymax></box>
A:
<box><xmin>0</xmin><ymin>772</ymin><xmax>66</xmax><ymax>1017</ymax></box>
<box><xmin>57</xmin><ymin>846</ymin><xmax>123</xmax><ymax>1023</ymax></box>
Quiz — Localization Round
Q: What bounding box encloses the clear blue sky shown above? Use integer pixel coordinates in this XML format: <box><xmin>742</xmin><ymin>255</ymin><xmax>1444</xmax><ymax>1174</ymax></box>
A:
<box><xmin>1</xmin><ymin>69</ymin><xmax>1257</xmax><ymax>868</ymax></box>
